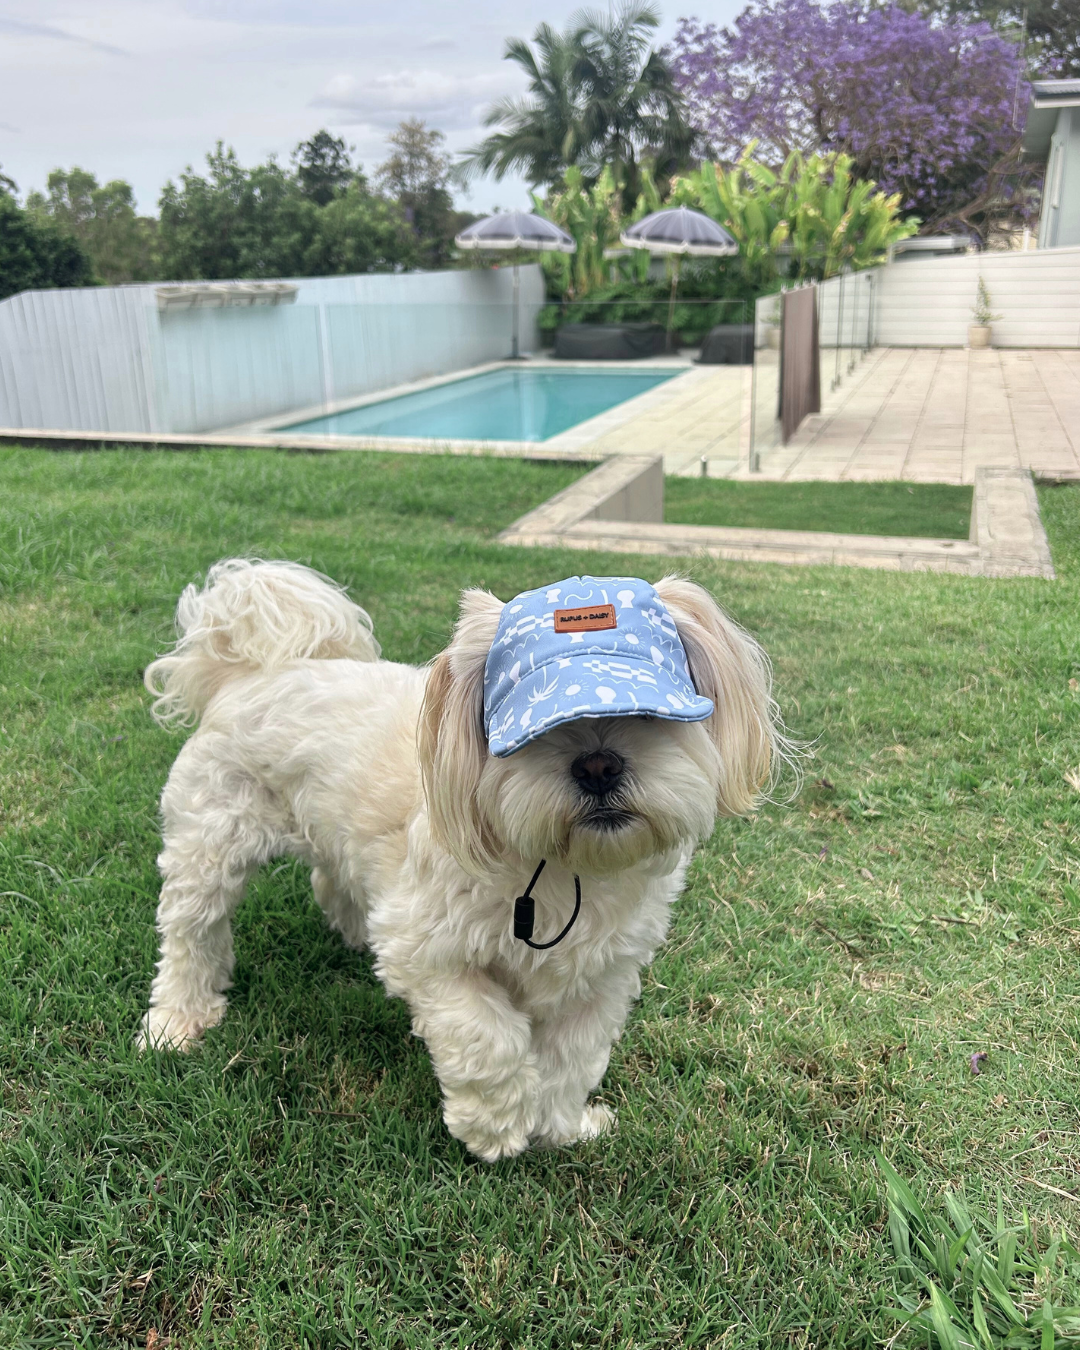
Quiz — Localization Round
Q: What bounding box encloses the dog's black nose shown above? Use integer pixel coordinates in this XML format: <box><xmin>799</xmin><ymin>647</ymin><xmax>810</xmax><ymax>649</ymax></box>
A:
<box><xmin>571</xmin><ymin>749</ymin><xmax>624</xmax><ymax>797</ymax></box>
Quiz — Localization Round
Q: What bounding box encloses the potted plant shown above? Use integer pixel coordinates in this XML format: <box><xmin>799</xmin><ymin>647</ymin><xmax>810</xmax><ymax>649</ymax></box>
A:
<box><xmin>969</xmin><ymin>276</ymin><xmax>1000</xmax><ymax>348</ymax></box>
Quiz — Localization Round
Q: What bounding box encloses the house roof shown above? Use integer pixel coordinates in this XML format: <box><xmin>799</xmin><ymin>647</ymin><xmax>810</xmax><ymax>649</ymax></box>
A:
<box><xmin>1024</xmin><ymin>80</ymin><xmax>1080</xmax><ymax>159</ymax></box>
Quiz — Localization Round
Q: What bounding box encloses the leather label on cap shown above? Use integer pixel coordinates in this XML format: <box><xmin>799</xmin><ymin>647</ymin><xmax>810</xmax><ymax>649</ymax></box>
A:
<box><xmin>554</xmin><ymin>603</ymin><xmax>617</xmax><ymax>634</ymax></box>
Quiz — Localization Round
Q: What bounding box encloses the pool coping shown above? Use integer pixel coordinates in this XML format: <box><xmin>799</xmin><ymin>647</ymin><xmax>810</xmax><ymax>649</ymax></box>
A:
<box><xmin>0</xmin><ymin>424</ymin><xmax>607</xmax><ymax>463</ymax></box>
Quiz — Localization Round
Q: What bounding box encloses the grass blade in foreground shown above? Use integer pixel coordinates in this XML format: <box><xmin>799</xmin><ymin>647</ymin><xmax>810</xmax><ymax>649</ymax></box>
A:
<box><xmin>882</xmin><ymin>1154</ymin><xmax>1080</xmax><ymax>1348</ymax></box>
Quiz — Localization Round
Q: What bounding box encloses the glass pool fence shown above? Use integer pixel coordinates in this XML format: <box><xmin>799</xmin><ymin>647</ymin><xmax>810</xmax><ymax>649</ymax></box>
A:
<box><xmin>749</xmin><ymin>269</ymin><xmax>879</xmax><ymax>472</ymax></box>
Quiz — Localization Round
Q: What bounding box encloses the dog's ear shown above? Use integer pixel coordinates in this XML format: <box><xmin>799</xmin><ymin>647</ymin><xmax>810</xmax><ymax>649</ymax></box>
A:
<box><xmin>417</xmin><ymin>588</ymin><xmax>504</xmax><ymax>873</ymax></box>
<box><xmin>654</xmin><ymin>575</ymin><xmax>782</xmax><ymax>817</ymax></box>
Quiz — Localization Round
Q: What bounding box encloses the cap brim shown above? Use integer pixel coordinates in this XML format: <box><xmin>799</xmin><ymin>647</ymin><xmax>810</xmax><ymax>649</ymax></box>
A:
<box><xmin>487</xmin><ymin>654</ymin><xmax>714</xmax><ymax>757</ymax></box>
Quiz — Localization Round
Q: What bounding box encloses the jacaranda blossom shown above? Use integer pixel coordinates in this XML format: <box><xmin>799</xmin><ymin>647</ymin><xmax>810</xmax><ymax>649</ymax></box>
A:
<box><xmin>668</xmin><ymin>0</ymin><xmax>1035</xmax><ymax>237</ymax></box>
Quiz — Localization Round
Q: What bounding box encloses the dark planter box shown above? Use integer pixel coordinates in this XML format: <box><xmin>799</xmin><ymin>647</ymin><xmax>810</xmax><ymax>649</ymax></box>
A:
<box><xmin>696</xmin><ymin>323</ymin><xmax>754</xmax><ymax>365</ymax></box>
<box><xmin>553</xmin><ymin>322</ymin><xmax>669</xmax><ymax>360</ymax></box>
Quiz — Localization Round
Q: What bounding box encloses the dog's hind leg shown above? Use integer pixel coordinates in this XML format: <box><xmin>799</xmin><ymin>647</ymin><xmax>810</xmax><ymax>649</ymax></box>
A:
<box><xmin>312</xmin><ymin>866</ymin><xmax>368</xmax><ymax>951</ymax></box>
<box><xmin>138</xmin><ymin>738</ymin><xmax>283</xmax><ymax>1051</ymax></box>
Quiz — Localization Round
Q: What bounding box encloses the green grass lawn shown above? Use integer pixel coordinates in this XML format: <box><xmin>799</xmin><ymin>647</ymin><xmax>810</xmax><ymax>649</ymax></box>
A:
<box><xmin>2</xmin><ymin>446</ymin><xmax>1079</xmax><ymax>1349</ymax></box>
<box><xmin>665</xmin><ymin>478</ymin><xmax>974</xmax><ymax>539</ymax></box>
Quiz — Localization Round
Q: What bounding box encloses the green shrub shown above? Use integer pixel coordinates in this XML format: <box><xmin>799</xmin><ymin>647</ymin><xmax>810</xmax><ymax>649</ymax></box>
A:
<box><xmin>0</xmin><ymin>192</ymin><xmax>94</xmax><ymax>299</ymax></box>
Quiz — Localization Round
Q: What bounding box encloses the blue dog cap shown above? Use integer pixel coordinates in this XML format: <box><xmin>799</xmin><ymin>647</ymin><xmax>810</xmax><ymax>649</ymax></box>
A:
<box><xmin>483</xmin><ymin>575</ymin><xmax>714</xmax><ymax>757</ymax></box>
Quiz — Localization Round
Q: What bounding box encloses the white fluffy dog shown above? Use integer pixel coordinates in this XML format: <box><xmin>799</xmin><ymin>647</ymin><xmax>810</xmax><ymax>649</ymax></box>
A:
<box><xmin>139</xmin><ymin>560</ymin><xmax>784</xmax><ymax>1162</ymax></box>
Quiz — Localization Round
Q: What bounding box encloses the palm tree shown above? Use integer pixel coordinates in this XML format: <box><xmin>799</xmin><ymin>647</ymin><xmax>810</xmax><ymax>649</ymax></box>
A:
<box><xmin>456</xmin><ymin>24</ymin><xmax>586</xmax><ymax>192</ymax></box>
<box><xmin>457</xmin><ymin>4</ymin><xmax>694</xmax><ymax>209</ymax></box>
<box><xmin>573</xmin><ymin>4</ymin><xmax>694</xmax><ymax>205</ymax></box>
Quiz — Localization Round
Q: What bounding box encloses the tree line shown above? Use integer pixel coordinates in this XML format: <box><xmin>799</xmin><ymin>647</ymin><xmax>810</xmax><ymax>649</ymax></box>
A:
<box><xmin>0</xmin><ymin>0</ymin><xmax>1071</xmax><ymax>301</ymax></box>
<box><xmin>0</xmin><ymin>122</ymin><xmax>472</xmax><ymax>301</ymax></box>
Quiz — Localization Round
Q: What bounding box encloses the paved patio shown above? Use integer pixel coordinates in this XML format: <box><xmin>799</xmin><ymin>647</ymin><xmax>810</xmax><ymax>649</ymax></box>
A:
<box><xmin>741</xmin><ymin>347</ymin><xmax>1080</xmax><ymax>483</ymax></box>
<box><xmin>548</xmin><ymin>347</ymin><xmax>1080</xmax><ymax>482</ymax></box>
<box><xmin>544</xmin><ymin>364</ymin><xmax>746</xmax><ymax>475</ymax></box>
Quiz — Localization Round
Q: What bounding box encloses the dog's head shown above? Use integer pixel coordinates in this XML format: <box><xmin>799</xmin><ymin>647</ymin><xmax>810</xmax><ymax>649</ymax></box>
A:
<box><xmin>417</xmin><ymin>575</ymin><xmax>784</xmax><ymax>877</ymax></box>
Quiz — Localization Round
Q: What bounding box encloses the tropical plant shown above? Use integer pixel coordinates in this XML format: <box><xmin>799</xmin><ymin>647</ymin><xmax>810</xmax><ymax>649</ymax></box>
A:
<box><xmin>457</xmin><ymin>23</ymin><xmax>587</xmax><ymax>193</ymax></box>
<box><xmin>570</xmin><ymin>3</ymin><xmax>695</xmax><ymax>205</ymax></box>
<box><xmin>532</xmin><ymin>165</ymin><xmax>625</xmax><ymax>299</ymax></box>
<box><xmin>669</xmin><ymin>0</ymin><xmax>1038</xmax><ymax>243</ymax></box>
<box><xmin>536</xmin><ymin>274</ymin><xmax>757</xmax><ymax>344</ymax></box>
<box><xmin>533</xmin><ymin>158</ymin><xmax>765</xmax><ymax>334</ymax></box>
<box><xmin>671</xmin><ymin>147</ymin><xmax>918</xmax><ymax>281</ymax></box>
<box><xmin>880</xmin><ymin>1154</ymin><xmax>1080</xmax><ymax>1348</ymax></box>
<box><xmin>458</xmin><ymin>3</ymin><xmax>694</xmax><ymax>208</ymax></box>
<box><xmin>532</xmin><ymin>144</ymin><xmax>908</xmax><ymax>316</ymax></box>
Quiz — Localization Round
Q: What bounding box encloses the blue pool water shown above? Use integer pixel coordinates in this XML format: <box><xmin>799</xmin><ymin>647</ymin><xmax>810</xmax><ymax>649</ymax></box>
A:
<box><xmin>281</xmin><ymin>367</ymin><xmax>677</xmax><ymax>442</ymax></box>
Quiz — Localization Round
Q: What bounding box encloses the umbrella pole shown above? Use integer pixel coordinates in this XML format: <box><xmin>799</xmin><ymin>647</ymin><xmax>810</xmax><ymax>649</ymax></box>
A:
<box><xmin>511</xmin><ymin>262</ymin><xmax>521</xmax><ymax>360</ymax></box>
<box><xmin>666</xmin><ymin>255</ymin><xmax>681</xmax><ymax>353</ymax></box>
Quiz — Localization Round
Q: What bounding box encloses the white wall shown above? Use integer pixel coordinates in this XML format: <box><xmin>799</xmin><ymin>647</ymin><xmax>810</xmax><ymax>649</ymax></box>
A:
<box><xmin>874</xmin><ymin>246</ymin><xmax>1080</xmax><ymax>347</ymax></box>
<box><xmin>0</xmin><ymin>265</ymin><xmax>545</xmax><ymax>434</ymax></box>
<box><xmin>1038</xmin><ymin>109</ymin><xmax>1080</xmax><ymax>249</ymax></box>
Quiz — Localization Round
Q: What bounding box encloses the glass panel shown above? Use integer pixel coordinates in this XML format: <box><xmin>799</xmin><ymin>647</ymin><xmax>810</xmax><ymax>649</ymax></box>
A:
<box><xmin>749</xmin><ymin>292</ymin><xmax>782</xmax><ymax>471</ymax></box>
<box><xmin>748</xmin><ymin>269</ymin><xmax>881</xmax><ymax>472</ymax></box>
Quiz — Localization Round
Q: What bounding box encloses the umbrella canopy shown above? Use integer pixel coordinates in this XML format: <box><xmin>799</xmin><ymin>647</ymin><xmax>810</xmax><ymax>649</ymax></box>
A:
<box><xmin>455</xmin><ymin>211</ymin><xmax>576</xmax><ymax>254</ymax></box>
<box><xmin>620</xmin><ymin>207</ymin><xmax>737</xmax><ymax>257</ymax></box>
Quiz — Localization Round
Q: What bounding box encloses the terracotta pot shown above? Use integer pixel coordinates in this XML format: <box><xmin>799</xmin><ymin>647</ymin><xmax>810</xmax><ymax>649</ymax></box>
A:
<box><xmin>968</xmin><ymin>324</ymin><xmax>992</xmax><ymax>349</ymax></box>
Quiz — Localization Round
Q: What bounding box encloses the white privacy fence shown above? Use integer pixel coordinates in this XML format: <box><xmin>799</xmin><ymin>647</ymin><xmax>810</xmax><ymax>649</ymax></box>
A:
<box><xmin>0</xmin><ymin>266</ymin><xmax>545</xmax><ymax>434</ymax></box>
<box><xmin>874</xmin><ymin>245</ymin><xmax>1080</xmax><ymax>347</ymax></box>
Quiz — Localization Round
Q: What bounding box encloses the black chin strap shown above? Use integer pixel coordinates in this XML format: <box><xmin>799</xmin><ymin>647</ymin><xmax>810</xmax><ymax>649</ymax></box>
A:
<box><xmin>512</xmin><ymin>858</ymin><xmax>582</xmax><ymax>949</ymax></box>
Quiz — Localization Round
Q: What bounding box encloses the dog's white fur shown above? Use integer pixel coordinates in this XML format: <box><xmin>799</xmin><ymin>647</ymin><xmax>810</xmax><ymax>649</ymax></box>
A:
<box><xmin>139</xmin><ymin>559</ymin><xmax>784</xmax><ymax>1161</ymax></box>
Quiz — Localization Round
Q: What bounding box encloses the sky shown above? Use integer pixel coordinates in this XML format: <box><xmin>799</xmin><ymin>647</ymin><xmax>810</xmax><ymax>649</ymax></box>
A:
<box><xmin>0</xmin><ymin>0</ymin><xmax>741</xmax><ymax>217</ymax></box>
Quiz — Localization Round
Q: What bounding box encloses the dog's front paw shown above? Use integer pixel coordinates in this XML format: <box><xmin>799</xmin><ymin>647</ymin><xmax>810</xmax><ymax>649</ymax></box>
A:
<box><xmin>536</xmin><ymin>1099</ymin><xmax>616</xmax><ymax>1149</ymax></box>
<box><xmin>442</xmin><ymin>1070</ymin><xmax>539</xmax><ymax>1163</ymax></box>
<box><xmin>137</xmin><ymin>1001</ymin><xmax>225</xmax><ymax>1052</ymax></box>
<box><xmin>577</xmin><ymin>1101</ymin><xmax>616</xmax><ymax>1140</ymax></box>
<box><xmin>458</xmin><ymin>1118</ymin><xmax>535</xmax><ymax>1163</ymax></box>
<box><xmin>535</xmin><ymin>1099</ymin><xmax>616</xmax><ymax>1149</ymax></box>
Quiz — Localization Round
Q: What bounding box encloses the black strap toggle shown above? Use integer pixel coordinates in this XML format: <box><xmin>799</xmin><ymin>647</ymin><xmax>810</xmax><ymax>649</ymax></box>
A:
<box><xmin>512</xmin><ymin>859</ymin><xmax>582</xmax><ymax>950</ymax></box>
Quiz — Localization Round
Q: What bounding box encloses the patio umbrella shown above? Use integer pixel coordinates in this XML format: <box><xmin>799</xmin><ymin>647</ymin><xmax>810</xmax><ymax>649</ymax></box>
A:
<box><xmin>620</xmin><ymin>207</ymin><xmax>738</xmax><ymax>350</ymax></box>
<box><xmin>455</xmin><ymin>211</ymin><xmax>576</xmax><ymax>360</ymax></box>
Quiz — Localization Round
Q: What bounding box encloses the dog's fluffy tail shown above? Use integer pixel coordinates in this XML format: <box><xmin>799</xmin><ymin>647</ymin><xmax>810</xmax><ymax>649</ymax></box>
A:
<box><xmin>145</xmin><ymin>558</ymin><xmax>380</xmax><ymax>727</ymax></box>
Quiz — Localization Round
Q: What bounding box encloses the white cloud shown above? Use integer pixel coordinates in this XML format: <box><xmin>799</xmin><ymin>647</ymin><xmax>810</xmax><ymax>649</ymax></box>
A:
<box><xmin>313</xmin><ymin>69</ymin><xmax>514</xmax><ymax>131</ymax></box>
<box><xmin>0</xmin><ymin>0</ymin><xmax>745</xmax><ymax>215</ymax></box>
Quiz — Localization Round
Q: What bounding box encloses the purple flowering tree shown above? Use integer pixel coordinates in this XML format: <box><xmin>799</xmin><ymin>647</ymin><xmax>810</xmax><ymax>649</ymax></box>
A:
<box><xmin>668</xmin><ymin>0</ymin><xmax>1036</xmax><ymax>240</ymax></box>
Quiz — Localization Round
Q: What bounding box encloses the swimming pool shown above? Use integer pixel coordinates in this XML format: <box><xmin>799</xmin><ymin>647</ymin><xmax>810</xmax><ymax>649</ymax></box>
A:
<box><xmin>280</xmin><ymin>367</ymin><xmax>678</xmax><ymax>443</ymax></box>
